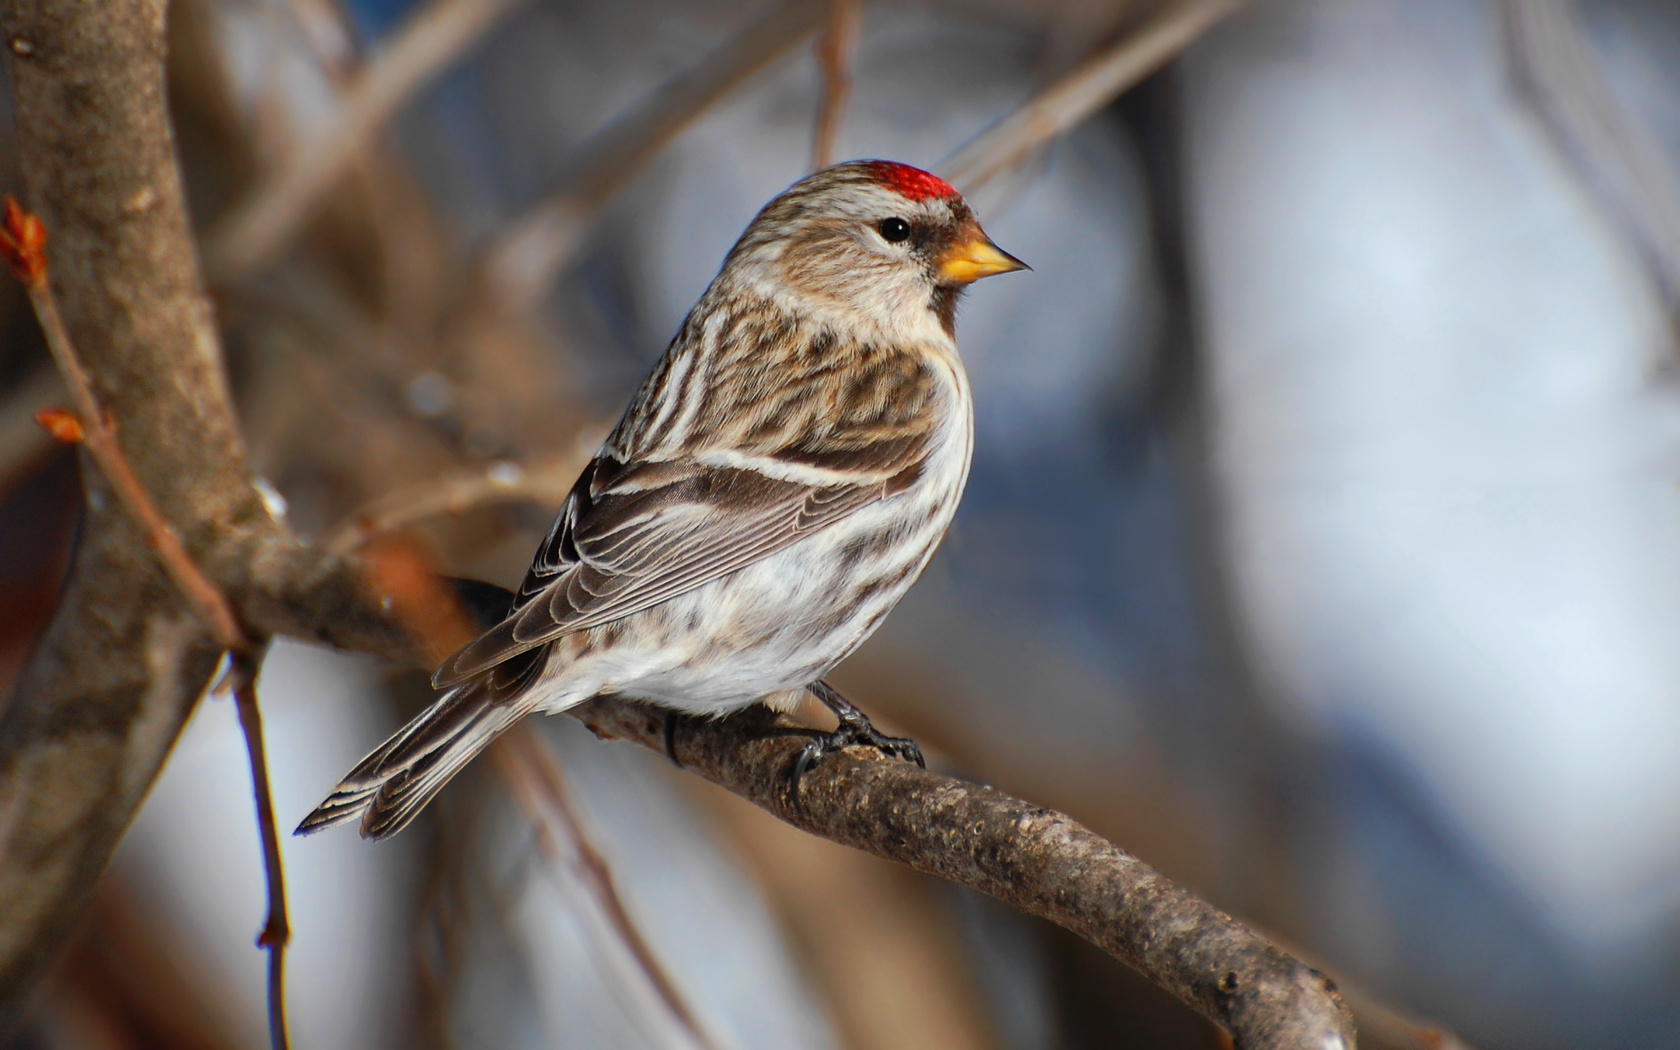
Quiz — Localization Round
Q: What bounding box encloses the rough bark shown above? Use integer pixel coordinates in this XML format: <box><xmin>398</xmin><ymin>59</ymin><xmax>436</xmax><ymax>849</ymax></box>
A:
<box><xmin>0</xmin><ymin>0</ymin><xmax>261</xmax><ymax>1023</ymax></box>
<box><xmin>578</xmin><ymin>698</ymin><xmax>1353</xmax><ymax>1050</ymax></box>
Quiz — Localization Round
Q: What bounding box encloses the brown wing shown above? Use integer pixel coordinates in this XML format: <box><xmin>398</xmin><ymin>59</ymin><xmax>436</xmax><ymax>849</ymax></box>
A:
<box><xmin>432</xmin><ymin>453</ymin><xmax>921</xmax><ymax>687</ymax></box>
<box><xmin>432</xmin><ymin>306</ymin><xmax>947</xmax><ymax>690</ymax></box>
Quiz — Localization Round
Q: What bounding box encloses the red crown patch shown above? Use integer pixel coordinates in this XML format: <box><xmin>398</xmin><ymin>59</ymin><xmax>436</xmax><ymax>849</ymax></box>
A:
<box><xmin>865</xmin><ymin>161</ymin><xmax>959</xmax><ymax>203</ymax></box>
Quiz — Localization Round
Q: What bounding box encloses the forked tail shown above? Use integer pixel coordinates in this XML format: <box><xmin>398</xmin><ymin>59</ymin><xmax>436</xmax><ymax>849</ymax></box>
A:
<box><xmin>297</xmin><ymin>648</ymin><xmax>542</xmax><ymax>839</ymax></box>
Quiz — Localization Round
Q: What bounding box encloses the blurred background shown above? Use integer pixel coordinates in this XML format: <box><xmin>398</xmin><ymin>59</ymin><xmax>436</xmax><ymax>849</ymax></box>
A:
<box><xmin>3</xmin><ymin>0</ymin><xmax>1680</xmax><ymax>1046</ymax></box>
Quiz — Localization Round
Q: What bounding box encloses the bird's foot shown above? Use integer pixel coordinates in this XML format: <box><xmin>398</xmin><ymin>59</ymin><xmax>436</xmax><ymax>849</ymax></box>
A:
<box><xmin>663</xmin><ymin>710</ymin><xmax>683</xmax><ymax>767</ymax></box>
<box><xmin>790</xmin><ymin>681</ymin><xmax>924</xmax><ymax>807</ymax></box>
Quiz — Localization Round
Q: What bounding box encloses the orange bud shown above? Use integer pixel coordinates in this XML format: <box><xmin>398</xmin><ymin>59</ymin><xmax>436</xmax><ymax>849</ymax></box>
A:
<box><xmin>0</xmin><ymin>198</ymin><xmax>46</xmax><ymax>286</ymax></box>
<box><xmin>33</xmin><ymin>407</ymin><xmax>84</xmax><ymax>443</ymax></box>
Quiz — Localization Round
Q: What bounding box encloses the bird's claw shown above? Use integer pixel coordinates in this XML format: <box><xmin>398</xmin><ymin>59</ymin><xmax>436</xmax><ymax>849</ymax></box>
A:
<box><xmin>663</xmin><ymin>710</ymin><xmax>683</xmax><ymax>767</ymax></box>
<box><xmin>788</xmin><ymin>710</ymin><xmax>924</xmax><ymax>809</ymax></box>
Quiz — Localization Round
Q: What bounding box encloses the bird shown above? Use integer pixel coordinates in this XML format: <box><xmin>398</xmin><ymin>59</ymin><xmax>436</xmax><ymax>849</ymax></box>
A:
<box><xmin>298</xmin><ymin>160</ymin><xmax>1026</xmax><ymax>839</ymax></box>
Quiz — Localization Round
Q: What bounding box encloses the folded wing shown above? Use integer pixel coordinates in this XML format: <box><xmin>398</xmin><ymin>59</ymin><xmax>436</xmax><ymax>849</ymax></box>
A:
<box><xmin>432</xmin><ymin>451</ymin><xmax>922</xmax><ymax>688</ymax></box>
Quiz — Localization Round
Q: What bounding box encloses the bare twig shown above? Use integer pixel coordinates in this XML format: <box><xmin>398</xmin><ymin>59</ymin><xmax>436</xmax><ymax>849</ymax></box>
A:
<box><xmin>294</xmin><ymin>544</ymin><xmax>1354</xmax><ymax>1049</ymax></box>
<box><xmin>1344</xmin><ymin>988</ymin><xmax>1472</xmax><ymax>1050</ymax></box>
<box><xmin>1500</xmin><ymin>0</ymin><xmax>1680</xmax><ymax>321</ymax></box>
<box><xmin>0</xmin><ymin>0</ymin><xmax>334</xmax><ymax>1026</ymax></box>
<box><xmin>1</xmin><ymin>202</ymin><xmax>296</xmax><ymax>1048</ymax></box>
<box><xmin>322</xmin><ymin>446</ymin><xmax>593</xmax><ymax>554</ymax></box>
<box><xmin>471</xmin><ymin>0</ymin><xmax>830</xmax><ymax>312</ymax></box>
<box><xmin>202</xmin><ymin>0</ymin><xmax>531</xmax><ymax>280</ymax></box>
<box><xmin>494</xmin><ymin>727</ymin><xmax>718</xmax><ymax>1050</ymax></box>
<box><xmin>228</xmin><ymin>648</ymin><xmax>291</xmax><ymax>1050</ymax></box>
<box><xmin>809</xmin><ymin>0</ymin><xmax>860</xmax><ymax>172</ymax></box>
<box><xmin>5</xmin><ymin>201</ymin><xmax>248</xmax><ymax>654</ymax></box>
<box><xmin>939</xmin><ymin>0</ymin><xmax>1242</xmax><ymax>193</ymax></box>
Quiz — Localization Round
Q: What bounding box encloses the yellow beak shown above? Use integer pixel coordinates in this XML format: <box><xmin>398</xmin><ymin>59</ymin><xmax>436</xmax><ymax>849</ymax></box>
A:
<box><xmin>936</xmin><ymin>232</ymin><xmax>1029</xmax><ymax>284</ymax></box>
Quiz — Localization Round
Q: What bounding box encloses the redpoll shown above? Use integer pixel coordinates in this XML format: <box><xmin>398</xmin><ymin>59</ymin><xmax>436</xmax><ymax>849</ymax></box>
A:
<box><xmin>300</xmin><ymin>160</ymin><xmax>1025</xmax><ymax>838</ymax></box>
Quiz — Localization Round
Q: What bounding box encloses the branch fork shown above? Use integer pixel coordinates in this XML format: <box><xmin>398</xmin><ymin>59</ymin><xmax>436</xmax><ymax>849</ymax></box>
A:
<box><xmin>4</xmin><ymin>199</ymin><xmax>291</xmax><ymax>1050</ymax></box>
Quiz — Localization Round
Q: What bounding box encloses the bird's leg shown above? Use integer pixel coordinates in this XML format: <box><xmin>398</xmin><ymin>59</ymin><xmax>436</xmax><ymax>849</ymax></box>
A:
<box><xmin>791</xmin><ymin>681</ymin><xmax>925</xmax><ymax>793</ymax></box>
<box><xmin>663</xmin><ymin>710</ymin><xmax>683</xmax><ymax>767</ymax></box>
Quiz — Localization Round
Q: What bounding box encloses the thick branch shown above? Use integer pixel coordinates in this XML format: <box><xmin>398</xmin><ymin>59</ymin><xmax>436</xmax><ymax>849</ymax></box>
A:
<box><xmin>0</xmin><ymin>0</ymin><xmax>261</xmax><ymax>1027</ymax></box>
<box><xmin>236</xmin><ymin>549</ymin><xmax>1361</xmax><ymax>1048</ymax></box>
<box><xmin>573</xmin><ymin>700</ymin><xmax>1353</xmax><ymax>1050</ymax></box>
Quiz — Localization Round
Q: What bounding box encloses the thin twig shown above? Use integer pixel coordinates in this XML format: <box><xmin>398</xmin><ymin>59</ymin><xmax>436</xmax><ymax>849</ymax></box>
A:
<box><xmin>494</xmin><ymin>727</ymin><xmax>719</xmax><ymax>1050</ymax></box>
<box><xmin>1344</xmin><ymin>988</ymin><xmax>1472</xmax><ymax>1050</ymax></box>
<box><xmin>471</xmin><ymin>0</ymin><xmax>830</xmax><ymax>313</ymax></box>
<box><xmin>939</xmin><ymin>0</ymin><xmax>1243</xmax><ymax>194</ymax></box>
<box><xmin>202</xmin><ymin>0</ymin><xmax>531</xmax><ymax>280</ymax></box>
<box><xmin>1500</xmin><ymin>0</ymin><xmax>1680</xmax><ymax>321</ymax></box>
<box><xmin>322</xmin><ymin>446</ymin><xmax>593</xmax><ymax>555</ymax></box>
<box><xmin>2</xmin><ymin>201</ymin><xmax>293</xmax><ymax>1049</ymax></box>
<box><xmin>2</xmin><ymin>201</ymin><xmax>248</xmax><ymax>655</ymax></box>
<box><xmin>809</xmin><ymin>0</ymin><xmax>860</xmax><ymax>172</ymax></box>
<box><xmin>1261</xmin><ymin>929</ymin><xmax>1471</xmax><ymax>1050</ymax></box>
<box><xmin>228</xmin><ymin>648</ymin><xmax>292</xmax><ymax>1050</ymax></box>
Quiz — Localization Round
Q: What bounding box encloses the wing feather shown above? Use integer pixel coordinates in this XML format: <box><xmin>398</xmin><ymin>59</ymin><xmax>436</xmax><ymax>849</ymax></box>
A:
<box><xmin>433</xmin><ymin>456</ymin><xmax>918</xmax><ymax>687</ymax></box>
<box><xmin>432</xmin><ymin>311</ymin><xmax>947</xmax><ymax>690</ymax></box>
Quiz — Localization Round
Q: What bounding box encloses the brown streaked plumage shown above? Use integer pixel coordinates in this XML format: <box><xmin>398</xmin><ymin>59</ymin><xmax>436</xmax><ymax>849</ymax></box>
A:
<box><xmin>300</xmin><ymin>160</ymin><xmax>1026</xmax><ymax>839</ymax></box>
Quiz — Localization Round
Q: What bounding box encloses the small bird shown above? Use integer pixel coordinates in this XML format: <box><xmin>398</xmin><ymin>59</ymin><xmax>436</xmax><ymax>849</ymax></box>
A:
<box><xmin>300</xmin><ymin>160</ymin><xmax>1025</xmax><ymax>839</ymax></box>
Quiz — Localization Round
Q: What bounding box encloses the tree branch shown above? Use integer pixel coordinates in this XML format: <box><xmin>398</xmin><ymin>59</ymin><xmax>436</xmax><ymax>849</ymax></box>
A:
<box><xmin>572</xmin><ymin>701</ymin><xmax>1353</xmax><ymax>1050</ymax></box>
<box><xmin>202</xmin><ymin>0</ymin><xmax>531</xmax><ymax>280</ymax></box>
<box><xmin>4</xmin><ymin>201</ymin><xmax>250</xmax><ymax>655</ymax></box>
<box><xmin>493</xmin><ymin>727</ymin><xmax>719</xmax><ymax>1050</ymax></box>
<box><xmin>228</xmin><ymin>649</ymin><xmax>291</xmax><ymax>1050</ymax></box>
<box><xmin>1499</xmin><ymin>0</ymin><xmax>1680</xmax><ymax>322</ymax></box>
<box><xmin>0</xmin><ymin>0</ymin><xmax>262</xmax><ymax>1025</ymax></box>
<box><xmin>809</xmin><ymin>0</ymin><xmax>860</xmax><ymax>172</ymax></box>
<box><xmin>470</xmin><ymin>0</ymin><xmax>830</xmax><ymax>313</ymax></box>
<box><xmin>0</xmin><ymin>198</ymin><xmax>296</xmax><ymax>1045</ymax></box>
<box><xmin>939</xmin><ymin>0</ymin><xmax>1242</xmax><ymax>193</ymax></box>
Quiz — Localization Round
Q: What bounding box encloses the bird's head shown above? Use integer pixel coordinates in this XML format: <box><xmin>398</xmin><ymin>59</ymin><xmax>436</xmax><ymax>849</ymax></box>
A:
<box><xmin>719</xmin><ymin>160</ymin><xmax>1027</xmax><ymax>340</ymax></box>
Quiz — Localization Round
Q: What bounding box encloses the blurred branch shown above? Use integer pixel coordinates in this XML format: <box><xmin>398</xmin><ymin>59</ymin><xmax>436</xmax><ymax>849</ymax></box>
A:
<box><xmin>228</xmin><ymin>650</ymin><xmax>291</xmax><ymax>1050</ymax></box>
<box><xmin>494</xmin><ymin>727</ymin><xmax>719</xmax><ymax>1050</ymax></box>
<box><xmin>3</xmin><ymin>200</ymin><xmax>248</xmax><ymax>655</ymax></box>
<box><xmin>1260</xmin><ymin>931</ymin><xmax>1472</xmax><ymax>1050</ymax></box>
<box><xmin>322</xmin><ymin>447</ymin><xmax>592</xmax><ymax>555</ymax></box>
<box><xmin>1</xmin><ymin>200</ymin><xmax>295</xmax><ymax>1046</ymax></box>
<box><xmin>471</xmin><ymin>0</ymin><xmax>830</xmax><ymax>313</ymax></box>
<box><xmin>940</xmin><ymin>0</ymin><xmax>1242</xmax><ymax>193</ymax></box>
<box><xmin>202</xmin><ymin>0</ymin><xmax>531</xmax><ymax>280</ymax></box>
<box><xmin>0</xmin><ymin>0</ymin><xmax>268</xmax><ymax>1018</ymax></box>
<box><xmin>1344</xmin><ymin>989</ymin><xmax>1473</xmax><ymax>1050</ymax></box>
<box><xmin>810</xmin><ymin>0</ymin><xmax>860</xmax><ymax>172</ymax></box>
<box><xmin>1500</xmin><ymin>0</ymin><xmax>1680</xmax><ymax>323</ymax></box>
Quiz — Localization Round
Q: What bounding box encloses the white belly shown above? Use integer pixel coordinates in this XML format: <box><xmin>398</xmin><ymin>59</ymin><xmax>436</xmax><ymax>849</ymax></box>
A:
<box><xmin>534</xmin><ymin>395</ymin><xmax>972</xmax><ymax>716</ymax></box>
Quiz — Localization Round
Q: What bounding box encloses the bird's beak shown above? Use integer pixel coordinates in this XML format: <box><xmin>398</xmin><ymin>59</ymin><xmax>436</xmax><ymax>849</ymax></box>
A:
<box><xmin>936</xmin><ymin>229</ymin><xmax>1029</xmax><ymax>284</ymax></box>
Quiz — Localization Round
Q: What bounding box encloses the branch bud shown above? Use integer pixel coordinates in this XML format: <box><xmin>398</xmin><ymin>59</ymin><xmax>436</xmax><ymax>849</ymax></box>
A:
<box><xmin>33</xmin><ymin>407</ymin><xmax>84</xmax><ymax>444</ymax></box>
<box><xmin>0</xmin><ymin>198</ymin><xmax>47</xmax><ymax>286</ymax></box>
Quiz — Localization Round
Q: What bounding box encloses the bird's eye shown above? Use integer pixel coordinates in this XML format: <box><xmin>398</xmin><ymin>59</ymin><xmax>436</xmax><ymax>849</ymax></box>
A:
<box><xmin>877</xmin><ymin>217</ymin><xmax>912</xmax><ymax>243</ymax></box>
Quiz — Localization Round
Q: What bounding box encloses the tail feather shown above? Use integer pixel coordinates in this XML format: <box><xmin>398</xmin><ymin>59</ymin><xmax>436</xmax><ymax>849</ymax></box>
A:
<box><xmin>297</xmin><ymin>671</ymin><xmax>531</xmax><ymax>839</ymax></box>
